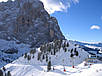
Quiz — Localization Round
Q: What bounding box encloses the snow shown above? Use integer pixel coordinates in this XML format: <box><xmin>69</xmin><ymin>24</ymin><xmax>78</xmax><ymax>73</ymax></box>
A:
<box><xmin>2</xmin><ymin>40</ymin><xmax>97</xmax><ymax>76</ymax></box>
<box><xmin>3</xmin><ymin>62</ymin><xmax>102</xmax><ymax>76</ymax></box>
<box><xmin>10</xmin><ymin>40</ymin><xmax>89</xmax><ymax>66</ymax></box>
<box><xmin>1</xmin><ymin>40</ymin><xmax>102</xmax><ymax>76</ymax></box>
<box><xmin>0</xmin><ymin>39</ymin><xmax>31</xmax><ymax>68</ymax></box>
<box><xmin>85</xmin><ymin>45</ymin><xmax>101</xmax><ymax>49</ymax></box>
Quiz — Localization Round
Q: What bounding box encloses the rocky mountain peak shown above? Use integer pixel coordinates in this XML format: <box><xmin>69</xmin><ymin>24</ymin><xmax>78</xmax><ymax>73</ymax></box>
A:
<box><xmin>0</xmin><ymin>0</ymin><xmax>65</xmax><ymax>47</ymax></box>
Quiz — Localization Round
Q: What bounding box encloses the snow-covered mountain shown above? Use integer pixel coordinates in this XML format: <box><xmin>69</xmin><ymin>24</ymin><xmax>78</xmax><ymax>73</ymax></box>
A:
<box><xmin>73</xmin><ymin>41</ymin><xmax>102</xmax><ymax>56</ymax></box>
<box><xmin>0</xmin><ymin>0</ymin><xmax>64</xmax><ymax>69</ymax></box>
<box><xmin>0</xmin><ymin>0</ymin><xmax>102</xmax><ymax>76</ymax></box>
<box><xmin>74</xmin><ymin>41</ymin><xmax>102</xmax><ymax>49</ymax></box>
<box><xmin>0</xmin><ymin>0</ymin><xmax>65</xmax><ymax>47</ymax></box>
<box><xmin>0</xmin><ymin>40</ymin><xmax>90</xmax><ymax>76</ymax></box>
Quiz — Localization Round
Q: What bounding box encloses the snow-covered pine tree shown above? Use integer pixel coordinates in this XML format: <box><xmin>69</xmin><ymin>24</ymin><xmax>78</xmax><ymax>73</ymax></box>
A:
<box><xmin>46</xmin><ymin>54</ymin><xmax>48</xmax><ymax>62</ymax></box>
<box><xmin>27</xmin><ymin>55</ymin><xmax>31</xmax><ymax>61</ymax></box>
<box><xmin>24</xmin><ymin>53</ymin><xmax>27</xmax><ymax>59</ymax></box>
<box><xmin>42</xmin><ymin>54</ymin><xmax>45</xmax><ymax>60</ymax></box>
<box><xmin>30</xmin><ymin>49</ymin><xmax>36</xmax><ymax>54</ymax></box>
<box><xmin>64</xmin><ymin>47</ymin><xmax>67</xmax><ymax>52</ymax></box>
<box><xmin>37</xmin><ymin>52</ymin><xmax>41</xmax><ymax>60</ymax></box>
<box><xmin>74</xmin><ymin>48</ymin><xmax>77</xmax><ymax>52</ymax></box>
<box><xmin>67</xmin><ymin>42</ymin><xmax>69</xmax><ymax>47</ymax></box>
<box><xmin>47</xmin><ymin>61</ymin><xmax>51</xmax><ymax>72</ymax></box>
<box><xmin>3</xmin><ymin>66</ymin><xmax>6</xmax><ymax>71</ymax></box>
<box><xmin>63</xmin><ymin>41</ymin><xmax>66</xmax><ymax>48</ymax></box>
<box><xmin>70</xmin><ymin>53</ymin><xmax>74</xmax><ymax>57</ymax></box>
<box><xmin>75</xmin><ymin>51</ymin><xmax>79</xmax><ymax>56</ymax></box>
<box><xmin>53</xmin><ymin>48</ymin><xmax>56</xmax><ymax>55</ymax></box>
<box><xmin>71</xmin><ymin>49</ymin><xmax>73</xmax><ymax>53</ymax></box>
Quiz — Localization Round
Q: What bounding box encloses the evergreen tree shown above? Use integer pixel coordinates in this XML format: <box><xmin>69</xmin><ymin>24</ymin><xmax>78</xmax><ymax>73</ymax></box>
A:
<box><xmin>63</xmin><ymin>42</ymin><xmax>66</xmax><ymax>48</ymax></box>
<box><xmin>75</xmin><ymin>51</ymin><xmax>79</xmax><ymax>56</ymax></box>
<box><xmin>64</xmin><ymin>48</ymin><xmax>67</xmax><ymax>52</ymax></box>
<box><xmin>70</xmin><ymin>53</ymin><xmax>74</xmax><ymax>57</ymax></box>
<box><xmin>51</xmin><ymin>51</ymin><xmax>53</xmax><ymax>55</ymax></box>
<box><xmin>74</xmin><ymin>48</ymin><xmax>77</xmax><ymax>52</ymax></box>
<box><xmin>30</xmin><ymin>49</ymin><xmax>36</xmax><ymax>54</ymax></box>
<box><xmin>27</xmin><ymin>55</ymin><xmax>31</xmax><ymax>61</ymax></box>
<box><xmin>37</xmin><ymin>52</ymin><xmax>41</xmax><ymax>60</ymax></box>
<box><xmin>32</xmin><ymin>55</ymin><xmax>34</xmax><ymax>59</ymax></box>
<box><xmin>3</xmin><ymin>66</ymin><xmax>6</xmax><ymax>71</ymax></box>
<box><xmin>40</xmin><ymin>46</ymin><xmax>43</xmax><ymax>52</ymax></box>
<box><xmin>42</xmin><ymin>55</ymin><xmax>45</xmax><ymax>60</ymax></box>
<box><xmin>68</xmin><ymin>49</ymin><xmax>70</xmax><ymax>52</ymax></box>
<box><xmin>67</xmin><ymin>42</ymin><xmax>69</xmax><ymax>47</ymax></box>
<box><xmin>5</xmin><ymin>73</ymin><xmax>6</xmax><ymax>76</ymax></box>
<box><xmin>53</xmin><ymin>48</ymin><xmax>56</xmax><ymax>55</ymax></box>
<box><xmin>48</xmin><ymin>45</ymin><xmax>51</xmax><ymax>52</ymax></box>
<box><xmin>7</xmin><ymin>71</ymin><xmax>11</xmax><ymax>76</ymax></box>
<box><xmin>0</xmin><ymin>69</ymin><xmax>3</xmax><ymax>76</ymax></box>
<box><xmin>47</xmin><ymin>61</ymin><xmax>51</xmax><ymax>72</ymax></box>
<box><xmin>71</xmin><ymin>49</ymin><xmax>73</xmax><ymax>53</ymax></box>
<box><xmin>46</xmin><ymin>55</ymin><xmax>48</xmax><ymax>62</ymax></box>
<box><xmin>75</xmin><ymin>44</ymin><xmax>77</xmax><ymax>46</ymax></box>
<box><xmin>24</xmin><ymin>53</ymin><xmax>27</xmax><ymax>59</ymax></box>
<box><xmin>53</xmin><ymin>66</ymin><xmax>55</xmax><ymax>70</ymax></box>
<box><xmin>60</xmin><ymin>39</ymin><xmax>63</xmax><ymax>44</ymax></box>
<box><xmin>59</xmin><ymin>43</ymin><xmax>62</xmax><ymax>50</ymax></box>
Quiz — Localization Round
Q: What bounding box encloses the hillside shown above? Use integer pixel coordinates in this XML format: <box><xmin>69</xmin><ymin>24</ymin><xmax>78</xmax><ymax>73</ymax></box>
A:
<box><xmin>0</xmin><ymin>39</ymin><xmax>31</xmax><ymax>68</ymax></box>
<box><xmin>0</xmin><ymin>40</ymin><xmax>90</xmax><ymax>76</ymax></box>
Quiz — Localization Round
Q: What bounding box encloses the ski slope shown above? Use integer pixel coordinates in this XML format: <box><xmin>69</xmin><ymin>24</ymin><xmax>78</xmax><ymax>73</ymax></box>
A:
<box><xmin>4</xmin><ymin>62</ymin><xmax>102</xmax><ymax>76</ymax></box>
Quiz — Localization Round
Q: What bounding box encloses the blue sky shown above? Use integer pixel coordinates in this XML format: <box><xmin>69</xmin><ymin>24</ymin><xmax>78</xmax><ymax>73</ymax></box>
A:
<box><xmin>51</xmin><ymin>0</ymin><xmax>102</xmax><ymax>42</ymax></box>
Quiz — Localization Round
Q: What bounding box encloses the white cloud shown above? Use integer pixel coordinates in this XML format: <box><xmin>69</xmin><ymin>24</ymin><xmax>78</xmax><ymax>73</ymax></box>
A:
<box><xmin>90</xmin><ymin>25</ymin><xmax>100</xmax><ymax>30</ymax></box>
<box><xmin>40</xmin><ymin>0</ymin><xmax>79</xmax><ymax>14</ymax></box>
<box><xmin>0</xmin><ymin>0</ymin><xmax>79</xmax><ymax>14</ymax></box>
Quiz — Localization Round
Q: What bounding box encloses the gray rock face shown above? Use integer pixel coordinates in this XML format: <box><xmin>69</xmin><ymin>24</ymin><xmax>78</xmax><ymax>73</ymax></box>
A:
<box><xmin>0</xmin><ymin>0</ymin><xmax>65</xmax><ymax>47</ymax></box>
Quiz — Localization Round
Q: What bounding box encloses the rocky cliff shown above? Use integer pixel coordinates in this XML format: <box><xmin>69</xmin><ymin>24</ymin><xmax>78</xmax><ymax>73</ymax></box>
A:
<box><xmin>0</xmin><ymin>0</ymin><xmax>65</xmax><ymax>47</ymax></box>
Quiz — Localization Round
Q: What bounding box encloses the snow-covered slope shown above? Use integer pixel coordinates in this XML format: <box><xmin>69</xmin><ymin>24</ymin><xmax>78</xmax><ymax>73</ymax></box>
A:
<box><xmin>12</xmin><ymin>40</ymin><xmax>89</xmax><ymax>66</ymax></box>
<box><xmin>1</xmin><ymin>40</ymin><xmax>90</xmax><ymax>76</ymax></box>
<box><xmin>0</xmin><ymin>39</ymin><xmax>31</xmax><ymax>68</ymax></box>
<box><xmin>3</xmin><ymin>62</ymin><xmax>102</xmax><ymax>76</ymax></box>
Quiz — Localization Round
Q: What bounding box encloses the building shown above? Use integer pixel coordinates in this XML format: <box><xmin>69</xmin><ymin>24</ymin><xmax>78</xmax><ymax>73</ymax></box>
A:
<box><xmin>85</xmin><ymin>55</ymin><xmax>97</xmax><ymax>63</ymax></box>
